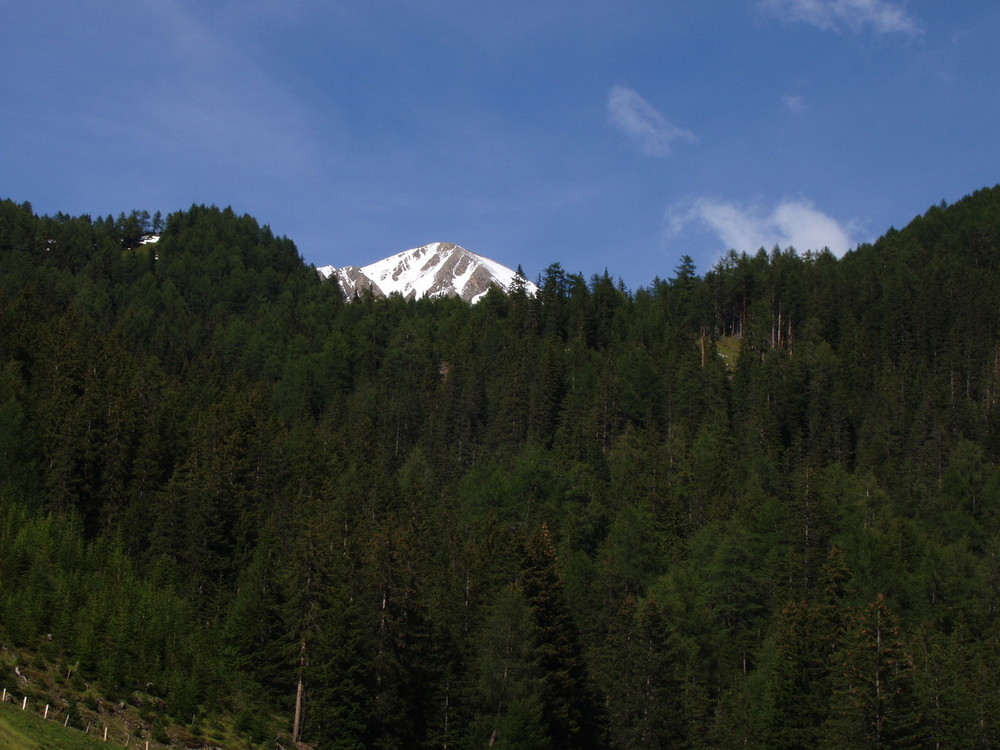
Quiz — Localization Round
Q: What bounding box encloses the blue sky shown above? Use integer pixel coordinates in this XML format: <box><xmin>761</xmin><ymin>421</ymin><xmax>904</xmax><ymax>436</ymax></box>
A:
<box><xmin>2</xmin><ymin>0</ymin><xmax>998</xmax><ymax>290</ymax></box>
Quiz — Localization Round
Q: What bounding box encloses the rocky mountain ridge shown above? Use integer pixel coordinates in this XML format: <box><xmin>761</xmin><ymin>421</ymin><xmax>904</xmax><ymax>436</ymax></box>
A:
<box><xmin>317</xmin><ymin>242</ymin><xmax>536</xmax><ymax>303</ymax></box>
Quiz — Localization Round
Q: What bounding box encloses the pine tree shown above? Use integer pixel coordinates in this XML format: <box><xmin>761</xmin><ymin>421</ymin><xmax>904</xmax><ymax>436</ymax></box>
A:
<box><xmin>823</xmin><ymin>594</ymin><xmax>921</xmax><ymax>749</ymax></box>
<box><xmin>595</xmin><ymin>596</ymin><xmax>684</xmax><ymax>749</ymax></box>
<box><xmin>520</xmin><ymin>523</ymin><xmax>604</xmax><ymax>750</ymax></box>
<box><xmin>465</xmin><ymin>584</ymin><xmax>551</xmax><ymax>750</ymax></box>
<box><xmin>764</xmin><ymin>545</ymin><xmax>851</xmax><ymax>748</ymax></box>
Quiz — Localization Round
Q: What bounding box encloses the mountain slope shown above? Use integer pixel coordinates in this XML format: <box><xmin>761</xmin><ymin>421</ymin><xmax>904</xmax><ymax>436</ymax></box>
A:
<box><xmin>317</xmin><ymin>242</ymin><xmax>536</xmax><ymax>303</ymax></box>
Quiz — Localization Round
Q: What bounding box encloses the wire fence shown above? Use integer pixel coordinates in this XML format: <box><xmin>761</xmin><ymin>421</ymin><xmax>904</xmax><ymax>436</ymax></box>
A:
<box><xmin>3</xmin><ymin>685</ymin><xmax>180</xmax><ymax>749</ymax></box>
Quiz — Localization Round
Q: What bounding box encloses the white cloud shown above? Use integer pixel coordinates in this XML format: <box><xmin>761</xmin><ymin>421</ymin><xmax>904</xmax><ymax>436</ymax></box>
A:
<box><xmin>783</xmin><ymin>94</ymin><xmax>806</xmax><ymax>113</ymax></box>
<box><xmin>760</xmin><ymin>0</ymin><xmax>922</xmax><ymax>36</ymax></box>
<box><xmin>607</xmin><ymin>85</ymin><xmax>696</xmax><ymax>157</ymax></box>
<box><xmin>669</xmin><ymin>197</ymin><xmax>856</xmax><ymax>257</ymax></box>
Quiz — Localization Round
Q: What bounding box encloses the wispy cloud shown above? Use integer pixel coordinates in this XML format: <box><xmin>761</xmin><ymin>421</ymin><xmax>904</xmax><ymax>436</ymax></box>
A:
<box><xmin>783</xmin><ymin>94</ymin><xmax>806</xmax><ymax>113</ymax></box>
<box><xmin>669</xmin><ymin>197</ymin><xmax>856</xmax><ymax>257</ymax></box>
<box><xmin>608</xmin><ymin>85</ymin><xmax>696</xmax><ymax>157</ymax></box>
<box><xmin>760</xmin><ymin>0</ymin><xmax>922</xmax><ymax>36</ymax></box>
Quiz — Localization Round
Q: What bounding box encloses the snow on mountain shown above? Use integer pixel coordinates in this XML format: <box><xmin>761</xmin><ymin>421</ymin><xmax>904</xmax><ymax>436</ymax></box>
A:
<box><xmin>317</xmin><ymin>242</ymin><xmax>536</xmax><ymax>303</ymax></box>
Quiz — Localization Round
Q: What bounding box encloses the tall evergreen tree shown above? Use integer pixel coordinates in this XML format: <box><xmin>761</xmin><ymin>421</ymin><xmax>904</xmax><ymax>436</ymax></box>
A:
<box><xmin>520</xmin><ymin>523</ymin><xmax>604</xmax><ymax>750</ymax></box>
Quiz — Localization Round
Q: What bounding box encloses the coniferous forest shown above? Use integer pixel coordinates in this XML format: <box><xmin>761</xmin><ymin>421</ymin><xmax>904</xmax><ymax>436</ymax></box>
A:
<box><xmin>3</xmin><ymin>187</ymin><xmax>1000</xmax><ymax>748</ymax></box>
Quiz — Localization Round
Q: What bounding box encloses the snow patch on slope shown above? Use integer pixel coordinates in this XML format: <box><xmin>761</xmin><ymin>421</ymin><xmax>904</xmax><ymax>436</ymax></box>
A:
<box><xmin>318</xmin><ymin>243</ymin><xmax>536</xmax><ymax>303</ymax></box>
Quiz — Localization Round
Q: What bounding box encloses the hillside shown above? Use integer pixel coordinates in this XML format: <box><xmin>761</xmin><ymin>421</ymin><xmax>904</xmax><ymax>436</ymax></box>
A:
<box><xmin>2</xmin><ymin>187</ymin><xmax>1000</xmax><ymax>747</ymax></box>
<box><xmin>0</xmin><ymin>696</ymin><xmax>131</xmax><ymax>750</ymax></box>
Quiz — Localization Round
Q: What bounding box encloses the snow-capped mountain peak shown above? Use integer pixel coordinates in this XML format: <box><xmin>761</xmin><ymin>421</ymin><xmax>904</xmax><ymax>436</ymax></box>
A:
<box><xmin>317</xmin><ymin>242</ymin><xmax>536</xmax><ymax>303</ymax></box>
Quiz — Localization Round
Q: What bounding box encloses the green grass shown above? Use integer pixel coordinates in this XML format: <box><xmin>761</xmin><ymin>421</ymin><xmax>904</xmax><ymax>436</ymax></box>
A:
<box><xmin>0</xmin><ymin>699</ymin><xmax>127</xmax><ymax>750</ymax></box>
<box><xmin>716</xmin><ymin>334</ymin><xmax>742</xmax><ymax>371</ymax></box>
<box><xmin>0</xmin><ymin>645</ymin><xmax>285</xmax><ymax>750</ymax></box>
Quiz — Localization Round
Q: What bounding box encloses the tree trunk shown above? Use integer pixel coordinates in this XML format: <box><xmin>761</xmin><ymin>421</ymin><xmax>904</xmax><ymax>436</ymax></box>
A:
<box><xmin>292</xmin><ymin>640</ymin><xmax>306</xmax><ymax>743</ymax></box>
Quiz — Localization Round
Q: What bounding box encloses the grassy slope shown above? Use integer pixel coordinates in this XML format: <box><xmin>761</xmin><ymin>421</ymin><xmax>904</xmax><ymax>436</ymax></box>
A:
<box><xmin>0</xmin><ymin>646</ymin><xmax>281</xmax><ymax>749</ymax></box>
<box><xmin>716</xmin><ymin>334</ymin><xmax>741</xmax><ymax>371</ymax></box>
<box><xmin>0</xmin><ymin>700</ymin><xmax>126</xmax><ymax>750</ymax></box>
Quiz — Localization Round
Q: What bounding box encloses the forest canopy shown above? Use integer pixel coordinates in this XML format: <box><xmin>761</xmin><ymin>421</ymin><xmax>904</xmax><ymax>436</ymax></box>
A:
<box><xmin>2</xmin><ymin>187</ymin><xmax>1000</xmax><ymax>747</ymax></box>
